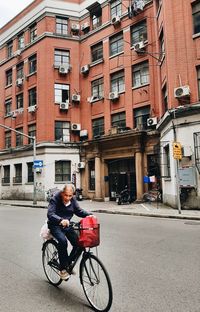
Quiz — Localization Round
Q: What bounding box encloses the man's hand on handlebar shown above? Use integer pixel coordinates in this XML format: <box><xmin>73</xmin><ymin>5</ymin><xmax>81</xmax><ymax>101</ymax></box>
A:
<box><xmin>60</xmin><ymin>219</ymin><xmax>70</xmax><ymax>228</ymax></box>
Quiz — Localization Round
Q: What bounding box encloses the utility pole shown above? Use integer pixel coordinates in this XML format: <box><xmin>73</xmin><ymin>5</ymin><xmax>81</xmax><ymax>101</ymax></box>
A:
<box><xmin>0</xmin><ymin>123</ymin><xmax>37</xmax><ymax>205</ymax></box>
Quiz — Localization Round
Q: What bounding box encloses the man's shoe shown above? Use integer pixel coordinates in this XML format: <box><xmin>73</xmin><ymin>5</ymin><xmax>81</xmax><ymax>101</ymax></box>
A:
<box><xmin>59</xmin><ymin>270</ymin><xmax>70</xmax><ymax>280</ymax></box>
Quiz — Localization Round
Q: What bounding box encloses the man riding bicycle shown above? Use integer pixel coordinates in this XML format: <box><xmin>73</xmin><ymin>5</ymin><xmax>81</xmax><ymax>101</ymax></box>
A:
<box><xmin>47</xmin><ymin>184</ymin><xmax>92</xmax><ymax>280</ymax></box>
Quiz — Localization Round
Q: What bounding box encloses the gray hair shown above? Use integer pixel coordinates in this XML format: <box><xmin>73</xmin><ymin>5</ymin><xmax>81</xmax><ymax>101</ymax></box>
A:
<box><xmin>62</xmin><ymin>184</ymin><xmax>75</xmax><ymax>193</ymax></box>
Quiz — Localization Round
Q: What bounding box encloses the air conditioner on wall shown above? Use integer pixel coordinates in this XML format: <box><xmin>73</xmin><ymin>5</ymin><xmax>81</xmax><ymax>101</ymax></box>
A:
<box><xmin>16</xmin><ymin>78</ymin><xmax>23</xmax><ymax>87</ymax></box>
<box><xmin>133</xmin><ymin>41</ymin><xmax>147</xmax><ymax>52</ymax></box>
<box><xmin>59</xmin><ymin>101</ymin><xmax>69</xmax><ymax>110</ymax></box>
<box><xmin>15</xmin><ymin>49</ymin><xmax>22</xmax><ymax>57</ymax></box>
<box><xmin>72</xmin><ymin>94</ymin><xmax>81</xmax><ymax>102</ymax></box>
<box><xmin>109</xmin><ymin>91</ymin><xmax>119</xmax><ymax>101</ymax></box>
<box><xmin>77</xmin><ymin>162</ymin><xmax>85</xmax><ymax>169</ymax></box>
<box><xmin>71</xmin><ymin>123</ymin><xmax>81</xmax><ymax>131</ymax></box>
<box><xmin>71</xmin><ymin>24</ymin><xmax>80</xmax><ymax>32</ymax></box>
<box><xmin>81</xmin><ymin>64</ymin><xmax>90</xmax><ymax>74</ymax></box>
<box><xmin>174</xmin><ymin>85</ymin><xmax>190</xmax><ymax>98</ymax></box>
<box><xmin>59</xmin><ymin>65</ymin><xmax>70</xmax><ymax>74</ymax></box>
<box><xmin>111</xmin><ymin>15</ymin><xmax>121</xmax><ymax>26</ymax></box>
<box><xmin>147</xmin><ymin>117</ymin><xmax>158</xmax><ymax>127</ymax></box>
<box><xmin>81</xmin><ymin>22</ymin><xmax>90</xmax><ymax>31</ymax></box>
<box><xmin>28</xmin><ymin>105</ymin><xmax>37</xmax><ymax>113</ymax></box>
<box><xmin>80</xmin><ymin>129</ymin><xmax>88</xmax><ymax>137</ymax></box>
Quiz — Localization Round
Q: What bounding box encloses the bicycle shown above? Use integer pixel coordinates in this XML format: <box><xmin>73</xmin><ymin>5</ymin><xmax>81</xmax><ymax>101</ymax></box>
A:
<box><xmin>42</xmin><ymin>220</ymin><xmax>113</xmax><ymax>312</ymax></box>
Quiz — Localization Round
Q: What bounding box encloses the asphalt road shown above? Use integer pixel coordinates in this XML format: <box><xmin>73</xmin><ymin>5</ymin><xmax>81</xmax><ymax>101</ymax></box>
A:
<box><xmin>0</xmin><ymin>205</ymin><xmax>200</xmax><ymax>312</ymax></box>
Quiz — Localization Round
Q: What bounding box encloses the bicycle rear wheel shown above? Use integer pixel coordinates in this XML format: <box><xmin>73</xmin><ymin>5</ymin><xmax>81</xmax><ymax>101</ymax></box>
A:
<box><xmin>80</xmin><ymin>254</ymin><xmax>113</xmax><ymax>312</ymax></box>
<box><xmin>42</xmin><ymin>239</ymin><xmax>62</xmax><ymax>286</ymax></box>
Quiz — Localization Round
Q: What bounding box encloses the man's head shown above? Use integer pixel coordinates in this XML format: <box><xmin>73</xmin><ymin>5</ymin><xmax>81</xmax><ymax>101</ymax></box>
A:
<box><xmin>60</xmin><ymin>184</ymin><xmax>75</xmax><ymax>205</ymax></box>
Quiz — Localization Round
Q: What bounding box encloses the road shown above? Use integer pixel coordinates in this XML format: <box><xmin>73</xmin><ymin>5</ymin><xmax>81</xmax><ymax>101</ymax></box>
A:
<box><xmin>0</xmin><ymin>205</ymin><xmax>200</xmax><ymax>312</ymax></box>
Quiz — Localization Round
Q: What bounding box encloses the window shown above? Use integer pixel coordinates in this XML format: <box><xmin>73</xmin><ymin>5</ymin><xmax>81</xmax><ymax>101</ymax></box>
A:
<box><xmin>5</xmin><ymin>99</ymin><xmax>12</xmax><ymax>116</ymax></box>
<box><xmin>5</xmin><ymin>131</ymin><xmax>11</xmax><ymax>148</ymax></box>
<box><xmin>2</xmin><ymin>165</ymin><xmax>10</xmax><ymax>184</ymax></box>
<box><xmin>7</xmin><ymin>41</ymin><xmax>13</xmax><ymax>58</ymax></box>
<box><xmin>110</xmin><ymin>0</ymin><xmax>122</xmax><ymax>19</ymax></box>
<box><xmin>29</xmin><ymin>54</ymin><xmax>37</xmax><ymax>74</ymax></box>
<box><xmin>87</xmin><ymin>2</ymin><xmax>102</xmax><ymax>30</ymax></box>
<box><xmin>6</xmin><ymin>69</ymin><xmax>12</xmax><ymax>86</ymax></box>
<box><xmin>192</xmin><ymin>2</ymin><xmax>200</xmax><ymax>34</ymax></box>
<box><xmin>16</xmin><ymin>93</ymin><xmax>23</xmax><ymax>109</ymax></box>
<box><xmin>18</xmin><ymin>33</ymin><xmax>25</xmax><ymax>49</ymax></box>
<box><xmin>88</xmin><ymin>160</ymin><xmax>95</xmax><ymax>190</ymax></box>
<box><xmin>132</xmin><ymin>61</ymin><xmax>149</xmax><ymax>88</ymax></box>
<box><xmin>13</xmin><ymin>164</ymin><xmax>22</xmax><ymax>184</ymax></box>
<box><xmin>28</xmin><ymin>87</ymin><xmax>37</xmax><ymax>107</ymax></box>
<box><xmin>16</xmin><ymin>63</ymin><xmax>24</xmax><ymax>79</ymax></box>
<box><xmin>27</xmin><ymin>162</ymin><xmax>34</xmax><ymax>183</ymax></box>
<box><xmin>55</xmin><ymin>121</ymin><xmax>70</xmax><ymax>142</ymax></box>
<box><xmin>131</xmin><ymin>20</ymin><xmax>147</xmax><ymax>46</ymax></box>
<box><xmin>54</xmin><ymin>84</ymin><xmax>69</xmax><ymax>103</ymax></box>
<box><xmin>163</xmin><ymin>144</ymin><xmax>171</xmax><ymax>178</ymax></box>
<box><xmin>56</xmin><ymin>17</ymin><xmax>68</xmax><ymax>35</ymax></box>
<box><xmin>159</xmin><ymin>29</ymin><xmax>165</xmax><ymax>61</ymax></box>
<box><xmin>55</xmin><ymin>160</ymin><xmax>71</xmax><ymax>182</ymax></box>
<box><xmin>92</xmin><ymin>117</ymin><xmax>104</xmax><ymax>138</ymax></box>
<box><xmin>111</xmin><ymin>112</ymin><xmax>126</xmax><ymax>128</ymax></box>
<box><xmin>92</xmin><ymin>14</ymin><xmax>102</xmax><ymax>29</ymax></box>
<box><xmin>111</xmin><ymin>70</ymin><xmax>125</xmax><ymax>92</ymax></box>
<box><xmin>16</xmin><ymin>127</ymin><xmax>23</xmax><ymax>147</ymax></box>
<box><xmin>91</xmin><ymin>78</ymin><xmax>104</xmax><ymax>99</ymax></box>
<box><xmin>162</xmin><ymin>84</ymin><xmax>168</xmax><ymax>112</ymax></box>
<box><xmin>133</xmin><ymin>106</ymin><xmax>150</xmax><ymax>130</ymax></box>
<box><xmin>28</xmin><ymin>124</ymin><xmax>36</xmax><ymax>144</ymax></box>
<box><xmin>54</xmin><ymin>50</ymin><xmax>70</xmax><ymax>67</ymax></box>
<box><xmin>91</xmin><ymin>42</ymin><xmax>103</xmax><ymax>62</ymax></box>
<box><xmin>110</xmin><ymin>32</ymin><xmax>123</xmax><ymax>56</ymax></box>
<box><xmin>30</xmin><ymin>24</ymin><xmax>37</xmax><ymax>42</ymax></box>
<box><xmin>197</xmin><ymin>67</ymin><xmax>200</xmax><ymax>100</ymax></box>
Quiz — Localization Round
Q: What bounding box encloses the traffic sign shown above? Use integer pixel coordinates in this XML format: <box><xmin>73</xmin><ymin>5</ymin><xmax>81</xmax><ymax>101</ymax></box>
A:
<box><xmin>173</xmin><ymin>142</ymin><xmax>182</xmax><ymax>160</ymax></box>
<box><xmin>33</xmin><ymin>160</ymin><xmax>43</xmax><ymax>168</ymax></box>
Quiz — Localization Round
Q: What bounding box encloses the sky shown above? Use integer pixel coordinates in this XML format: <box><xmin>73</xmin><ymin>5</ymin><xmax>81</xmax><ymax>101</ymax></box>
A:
<box><xmin>0</xmin><ymin>0</ymin><xmax>33</xmax><ymax>28</ymax></box>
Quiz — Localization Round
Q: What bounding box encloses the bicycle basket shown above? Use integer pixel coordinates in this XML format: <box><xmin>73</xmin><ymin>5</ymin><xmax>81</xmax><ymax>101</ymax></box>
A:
<box><xmin>78</xmin><ymin>216</ymin><xmax>100</xmax><ymax>248</ymax></box>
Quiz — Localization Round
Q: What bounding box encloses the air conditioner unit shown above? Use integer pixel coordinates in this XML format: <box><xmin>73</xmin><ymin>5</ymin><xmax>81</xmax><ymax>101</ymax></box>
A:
<box><xmin>77</xmin><ymin>162</ymin><xmax>85</xmax><ymax>169</ymax></box>
<box><xmin>147</xmin><ymin>117</ymin><xmax>158</xmax><ymax>127</ymax></box>
<box><xmin>11</xmin><ymin>110</ymin><xmax>17</xmax><ymax>118</ymax></box>
<box><xmin>28</xmin><ymin>105</ymin><xmax>37</xmax><ymax>113</ymax></box>
<box><xmin>71</xmin><ymin>24</ymin><xmax>80</xmax><ymax>32</ymax></box>
<box><xmin>59</xmin><ymin>65</ymin><xmax>70</xmax><ymax>74</ymax></box>
<box><xmin>72</xmin><ymin>94</ymin><xmax>81</xmax><ymax>102</ymax></box>
<box><xmin>80</xmin><ymin>129</ymin><xmax>88</xmax><ymax>137</ymax></box>
<box><xmin>134</xmin><ymin>0</ymin><xmax>145</xmax><ymax>14</ymax></box>
<box><xmin>71</xmin><ymin>123</ymin><xmax>81</xmax><ymax>131</ymax></box>
<box><xmin>60</xmin><ymin>101</ymin><xmax>69</xmax><ymax>110</ymax></box>
<box><xmin>109</xmin><ymin>91</ymin><xmax>119</xmax><ymax>101</ymax></box>
<box><xmin>81</xmin><ymin>22</ymin><xmax>90</xmax><ymax>32</ymax></box>
<box><xmin>133</xmin><ymin>41</ymin><xmax>147</xmax><ymax>52</ymax></box>
<box><xmin>111</xmin><ymin>15</ymin><xmax>121</xmax><ymax>26</ymax></box>
<box><xmin>15</xmin><ymin>49</ymin><xmax>22</xmax><ymax>57</ymax></box>
<box><xmin>81</xmin><ymin>64</ymin><xmax>90</xmax><ymax>74</ymax></box>
<box><xmin>16</xmin><ymin>78</ymin><xmax>23</xmax><ymax>87</ymax></box>
<box><xmin>174</xmin><ymin>85</ymin><xmax>190</xmax><ymax>98</ymax></box>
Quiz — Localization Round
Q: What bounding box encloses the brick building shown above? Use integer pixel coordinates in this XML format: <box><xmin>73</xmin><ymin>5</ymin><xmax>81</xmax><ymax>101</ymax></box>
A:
<box><xmin>0</xmin><ymin>0</ymin><xmax>199</xmax><ymax>204</ymax></box>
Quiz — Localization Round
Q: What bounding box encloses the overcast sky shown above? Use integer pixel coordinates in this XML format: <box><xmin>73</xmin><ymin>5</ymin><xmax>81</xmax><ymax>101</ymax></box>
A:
<box><xmin>0</xmin><ymin>1</ymin><xmax>33</xmax><ymax>28</ymax></box>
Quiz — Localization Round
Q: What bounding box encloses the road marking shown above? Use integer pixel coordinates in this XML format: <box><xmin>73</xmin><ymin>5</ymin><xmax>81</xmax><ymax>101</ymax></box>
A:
<box><xmin>140</xmin><ymin>204</ymin><xmax>150</xmax><ymax>211</ymax></box>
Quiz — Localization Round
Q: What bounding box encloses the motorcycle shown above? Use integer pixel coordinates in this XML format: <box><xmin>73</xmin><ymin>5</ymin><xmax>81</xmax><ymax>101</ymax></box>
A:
<box><xmin>116</xmin><ymin>186</ymin><xmax>131</xmax><ymax>205</ymax></box>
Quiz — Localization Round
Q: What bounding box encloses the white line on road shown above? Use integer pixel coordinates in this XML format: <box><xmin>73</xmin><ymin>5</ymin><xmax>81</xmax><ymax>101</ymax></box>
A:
<box><xmin>140</xmin><ymin>204</ymin><xmax>151</xmax><ymax>211</ymax></box>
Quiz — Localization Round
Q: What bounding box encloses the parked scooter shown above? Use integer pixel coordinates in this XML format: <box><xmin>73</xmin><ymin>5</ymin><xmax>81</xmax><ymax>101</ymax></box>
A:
<box><xmin>76</xmin><ymin>188</ymin><xmax>83</xmax><ymax>201</ymax></box>
<box><xmin>116</xmin><ymin>186</ymin><xmax>130</xmax><ymax>205</ymax></box>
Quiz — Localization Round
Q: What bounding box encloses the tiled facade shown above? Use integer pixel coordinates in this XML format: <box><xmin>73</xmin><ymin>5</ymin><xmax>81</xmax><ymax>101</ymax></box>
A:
<box><xmin>0</xmin><ymin>0</ymin><xmax>199</xmax><ymax>203</ymax></box>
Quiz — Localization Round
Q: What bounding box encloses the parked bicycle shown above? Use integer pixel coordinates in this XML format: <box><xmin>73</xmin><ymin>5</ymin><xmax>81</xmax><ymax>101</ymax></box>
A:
<box><xmin>42</xmin><ymin>220</ymin><xmax>113</xmax><ymax>312</ymax></box>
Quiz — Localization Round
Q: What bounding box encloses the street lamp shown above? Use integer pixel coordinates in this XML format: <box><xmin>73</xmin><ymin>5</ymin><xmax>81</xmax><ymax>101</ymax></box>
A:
<box><xmin>0</xmin><ymin>123</ymin><xmax>37</xmax><ymax>205</ymax></box>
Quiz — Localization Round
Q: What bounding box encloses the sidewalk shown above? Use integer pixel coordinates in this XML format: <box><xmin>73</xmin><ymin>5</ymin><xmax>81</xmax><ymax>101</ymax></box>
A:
<box><xmin>0</xmin><ymin>199</ymin><xmax>200</xmax><ymax>221</ymax></box>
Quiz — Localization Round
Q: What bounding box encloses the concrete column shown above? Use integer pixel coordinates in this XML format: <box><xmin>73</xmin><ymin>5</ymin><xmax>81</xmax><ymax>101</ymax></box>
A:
<box><xmin>135</xmin><ymin>152</ymin><xmax>144</xmax><ymax>200</ymax></box>
<box><xmin>95</xmin><ymin>156</ymin><xmax>101</xmax><ymax>199</ymax></box>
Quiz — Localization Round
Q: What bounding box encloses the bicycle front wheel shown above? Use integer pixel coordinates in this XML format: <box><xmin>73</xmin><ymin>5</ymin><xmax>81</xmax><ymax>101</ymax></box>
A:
<box><xmin>42</xmin><ymin>239</ymin><xmax>62</xmax><ymax>286</ymax></box>
<box><xmin>80</xmin><ymin>254</ymin><xmax>113</xmax><ymax>312</ymax></box>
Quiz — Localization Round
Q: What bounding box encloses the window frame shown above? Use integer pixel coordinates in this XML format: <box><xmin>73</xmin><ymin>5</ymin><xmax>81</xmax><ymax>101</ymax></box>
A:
<box><xmin>131</xmin><ymin>20</ymin><xmax>147</xmax><ymax>46</ymax></box>
<box><xmin>192</xmin><ymin>1</ymin><xmax>200</xmax><ymax>34</ymax></box>
<box><xmin>133</xmin><ymin>106</ymin><xmax>150</xmax><ymax>130</ymax></box>
<box><xmin>55</xmin><ymin>121</ymin><xmax>70</xmax><ymax>142</ymax></box>
<box><xmin>5</xmin><ymin>131</ymin><xmax>11</xmax><ymax>149</ymax></box>
<box><xmin>91</xmin><ymin>42</ymin><xmax>103</xmax><ymax>63</ymax></box>
<box><xmin>91</xmin><ymin>78</ymin><xmax>104</xmax><ymax>99</ymax></box>
<box><xmin>30</xmin><ymin>24</ymin><xmax>37</xmax><ymax>42</ymax></box>
<box><xmin>110</xmin><ymin>0</ymin><xmax>122</xmax><ymax>19</ymax></box>
<box><xmin>6</xmin><ymin>69</ymin><xmax>12</xmax><ymax>86</ymax></box>
<box><xmin>111</xmin><ymin>112</ymin><xmax>126</xmax><ymax>128</ymax></box>
<box><xmin>132</xmin><ymin>61</ymin><xmax>149</xmax><ymax>88</ymax></box>
<box><xmin>28</xmin><ymin>87</ymin><xmax>37</xmax><ymax>107</ymax></box>
<box><xmin>7</xmin><ymin>41</ymin><xmax>13</xmax><ymax>58</ymax></box>
<box><xmin>55</xmin><ymin>160</ymin><xmax>71</xmax><ymax>182</ymax></box>
<box><xmin>56</xmin><ymin>17</ymin><xmax>68</xmax><ymax>35</ymax></box>
<box><xmin>54</xmin><ymin>50</ymin><xmax>70</xmax><ymax>67</ymax></box>
<box><xmin>110</xmin><ymin>70</ymin><xmax>125</xmax><ymax>93</ymax></box>
<box><xmin>16</xmin><ymin>127</ymin><xmax>23</xmax><ymax>147</ymax></box>
<box><xmin>28</xmin><ymin>54</ymin><xmax>37</xmax><ymax>74</ymax></box>
<box><xmin>109</xmin><ymin>32</ymin><xmax>123</xmax><ymax>57</ymax></box>
<box><xmin>16</xmin><ymin>93</ymin><xmax>23</xmax><ymax>109</ymax></box>
<box><xmin>92</xmin><ymin>117</ymin><xmax>104</xmax><ymax>138</ymax></box>
<box><xmin>54</xmin><ymin>84</ymin><xmax>69</xmax><ymax>103</ymax></box>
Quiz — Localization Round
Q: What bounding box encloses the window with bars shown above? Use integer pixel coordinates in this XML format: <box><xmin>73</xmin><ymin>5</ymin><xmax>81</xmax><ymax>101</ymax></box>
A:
<box><xmin>88</xmin><ymin>159</ymin><xmax>95</xmax><ymax>190</ymax></box>
<box><xmin>92</xmin><ymin>117</ymin><xmax>104</xmax><ymax>138</ymax></box>
<box><xmin>13</xmin><ymin>164</ymin><xmax>22</xmax><ymax>184</ymax></box>
<box><xmin>5</xmin><ymin>131</ymin><xmax>11</xmax><ymax>149</ymax></box>
<box><xmin>16</xmin><ymin>93</ymin><xmax>23</xmax><ymax>109</ymax></box>
<box><xmin>111</xmin><ymin>112</ymin><xmax>126</xmax><ymax>128</ymax></box>
<box><xmin>54</xmin><ymin>84</ymin><xmax>69</xmax><ymax>103</ymax></box>
<box><xmin>192</xmin><ymin>1</ymin><xmax>200</xmax><ymax>34</ymax></box>
<box><xmin>2</xmin><ymin>165</ymin><xmax>10</xmax><ymax>184</ymax></box>
<box><xmin>110</xmin><ymin>0</ymin><xmax>122</xmax><ymax>19</ymax></box>
<box><xmin>133</xmin><ymin>106</ymin><xmax>150</xmax><ymax>130</ymax></box>
<box><xmin>55</xmin><ymin>121</ymin><xmax>70</xmax><ymax>142</ymax></box>
<box><xmin>5</xmin><ymin>99</ymin><xmax>12</xmax><ymax>116</ymax></box>
<box><xmin>54</xmin><ymin>50</ymin><xmax>70</xmax><ymax>67</ymax></box>
<box><xmin>29</xmin><ymin>54</ymin><xmax>37</xmax><ymax>74</ymax></box>
<box><xmin>28</xmin><ymin>124</ymin><xmax>36</xmax><ymax>144</ymax></box>
<box><xmin>30</xmin><ymin>24</ymin><xmax>37</xmax><ymax>42</ymax></box>
<box><xmin>131</xmin><ymin>20</ymin><xmax>147</xmax><ymax>46</ymax></box>
<box><xmin>56</xmin><ymin>17</ymin><xmax>68</xmax><ymax>35</ymax></box>
<box><xmin>194</xmin><ymin>132</ymin><xmax>200</xmax><ymax>173</ymax></box>
<box><xmin>7</xmin><ymin>41</ymin><xmax>13</xmax><ymax>58</ymax></box>
<box><xmin>111</xmin><ymin>70</ymin><xmax>125</xmax><ymax>93</ymax></box>
<box><xmin>91</xmin><ymin>78</ymin><xmax>104</xmax><ymax>99</ymax></box>
<box><xmin>28</xmin><ymin>87</ymin><xmax>37</xmax><ymax>107</ymax></box>
<box><xmin>91</xmin><ymin>42</ymin><xmax>103</xmax><ymax>62</ymax></box>
<box><xmin>18</xmin><ymin>33</ymin><xmax>25</xmax><ymax>49</ymax></box>
<box><xmin>16</xmin><ymin>127</ymin><xmax>23</xmax><ymax>147</ymax></box>
<box><xmin>132</xmin><ymin>61</ymin><xmax>149</xmax><ymax>88</ymax></box>
<box><xmin>27</xmin><ymin>162</ymin><xmax>34</xmax><ymax>182</ymax></box>
<box><xmin>6</xmin><ymin>69</ymin><xmax>12</xmax><ymax>86</ymax></box>
<box><xmin>55</xmin><ymin>160</ymin><xmax>71</xmax><ymax>182</ymax></box>
<box><xmin>110</xmin><ymin>32</ymin><xmax>123</xmax><ymax>56</ymax></box>
<box><xmin>16</xmin><ymin>63</ymin><xmax>24</xmax><ymax>79</ymax></box>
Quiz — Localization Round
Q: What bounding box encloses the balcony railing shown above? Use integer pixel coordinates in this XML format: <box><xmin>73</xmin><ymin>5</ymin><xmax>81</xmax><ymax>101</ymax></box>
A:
<box><xmin>2</xmin><ymin>177</ymin><xmax>10</xmax><ymax>185</ymax></box>
<box><xmin>13</xmin><ymin>176</ymin><xmax>22</xmax><ymax>184</ymax></box>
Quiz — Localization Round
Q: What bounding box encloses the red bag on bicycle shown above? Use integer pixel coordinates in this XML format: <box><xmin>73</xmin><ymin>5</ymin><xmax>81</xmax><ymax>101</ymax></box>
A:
<box><xmin>78</xmin><ymin>216</ymin><xmax>100</xmax><ymax>248</ymax></box>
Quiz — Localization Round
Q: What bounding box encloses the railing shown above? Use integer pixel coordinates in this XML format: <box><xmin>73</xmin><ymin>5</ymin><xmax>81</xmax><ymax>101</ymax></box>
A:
<box><xmin>13</xmin><ymin>176</ymin><xmax>22</xmax><ymax>184</ymax></box>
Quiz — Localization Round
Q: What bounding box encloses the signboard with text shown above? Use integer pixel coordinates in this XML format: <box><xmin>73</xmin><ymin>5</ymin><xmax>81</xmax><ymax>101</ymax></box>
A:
<box><xmin>173</xmin><ymin>142</ymin><xmax>182</xmax><ymax>160</ymax></box>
